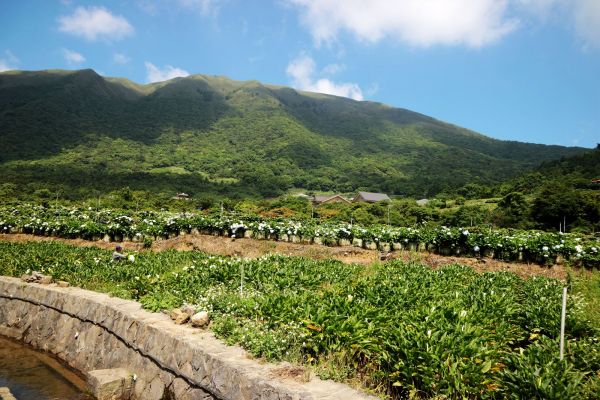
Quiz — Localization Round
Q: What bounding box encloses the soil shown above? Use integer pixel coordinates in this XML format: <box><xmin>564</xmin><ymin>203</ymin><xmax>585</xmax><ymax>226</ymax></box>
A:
<box><xmin>0</xmin><ymin>233</ymin><xmax>570</xmax><ymax>280</ymax></box>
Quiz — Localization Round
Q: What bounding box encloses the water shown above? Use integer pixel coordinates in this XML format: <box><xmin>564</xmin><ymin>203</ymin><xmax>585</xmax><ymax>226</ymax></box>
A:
<box><xmin>0</xmin><ymin>336</ymin><xmax>91</xmax><ymax>400</ymax></box>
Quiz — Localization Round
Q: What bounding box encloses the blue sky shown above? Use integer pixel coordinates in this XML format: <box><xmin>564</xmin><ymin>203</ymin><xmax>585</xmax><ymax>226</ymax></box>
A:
<box><xmin>1</xmin><ymin>0</ymin><xmax>599</xmax><ymax>148</ymax></box>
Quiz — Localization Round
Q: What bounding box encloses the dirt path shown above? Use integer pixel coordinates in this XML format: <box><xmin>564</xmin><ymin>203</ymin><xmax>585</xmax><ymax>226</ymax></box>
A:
<box><xmin>0</xmin><ymin>233</ymin><xmax>569</xmax><ymax>280</ymax></box>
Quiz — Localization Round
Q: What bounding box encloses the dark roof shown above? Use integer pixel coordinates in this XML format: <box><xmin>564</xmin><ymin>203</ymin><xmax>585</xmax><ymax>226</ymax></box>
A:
<box><xmin>355</xmin><ymin>191</ymin><xmax>391</xmax><ymax>202</ymax></box>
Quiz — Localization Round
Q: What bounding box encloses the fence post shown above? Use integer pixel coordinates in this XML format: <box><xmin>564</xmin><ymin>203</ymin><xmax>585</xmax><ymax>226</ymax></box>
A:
<box><xmin>560</xmin><ymin>286</ymin><xmax>567</xmax><ymax>360</ymax></box>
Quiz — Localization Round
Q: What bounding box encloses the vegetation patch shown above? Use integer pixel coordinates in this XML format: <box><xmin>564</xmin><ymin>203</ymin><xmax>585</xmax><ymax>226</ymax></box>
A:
<box><xmin>0</xmin><ymin>241</ymin><xmax>598</xmax><ymax>399</ymax></box>
<box><xmin>1</xmin><ymin>204</ymin><xmax>598</xmax><ymax>267</ymax></box>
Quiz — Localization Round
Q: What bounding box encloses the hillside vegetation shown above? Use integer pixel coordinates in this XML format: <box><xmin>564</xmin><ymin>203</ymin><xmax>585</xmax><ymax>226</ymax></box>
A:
<box><xmin>0</xmin><ymin>69</ymin><xmax>587</xmax><ymax>199</ymax></box>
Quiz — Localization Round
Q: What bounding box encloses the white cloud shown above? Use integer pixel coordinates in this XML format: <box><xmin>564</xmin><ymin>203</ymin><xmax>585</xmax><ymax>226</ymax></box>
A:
<box><xmin>0</xmin><ymin>60</ymin><xmax>14</xmax><ymax>72</ymax></box>
<box><xmin>145</xmin><ymin>62</ymin><xmax>190</xmax><ymax>83</ymax></box>
<box><xmin>516</xmin><ymin>0</ymin><xmax>600</xmax><ymax>49</ymax></box>
<box><xmin>286</xmin><ymin>54</ymin><xmax>363</xmax><ymax>100</ymax></box>
<box><xmin>0</xmin><ymin>50</ymin><xmax>19</xmax><ymax>72</ymax></box>
<box><xmin>62</xmin><ymin>48</ymin><xmax>85</xmax><ymax>65</ymax></box>
<box><xmin>573</xmin><ymin>0</ymin><xmax>600</xmax><ymax>49</ymax></box>
<box><xmin>288</xmin><ymin>0</ymin><xmax>518</xmax><ymax>48</ymax></box>
<box><xmin>113</xmin><ymin>53</ymin><xmax>131</xmax><ymax>65</ymax></box>
<box><xmin>58</xmin><ymin>6</ymin><xmax>134</xmax><ymax>41</ymax></box>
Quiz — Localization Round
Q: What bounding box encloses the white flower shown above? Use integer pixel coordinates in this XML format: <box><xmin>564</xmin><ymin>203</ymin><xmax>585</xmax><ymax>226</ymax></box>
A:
<box><xmin>542</xmin><ymin>246</ymin><xmax>549</xmax><ymax>252</ymax></box>
<box><xmin>462</xmin><ymin>230</ymin><xmax>469</xmax><ymax>236</ymax></box>
<box><xmin>128</xmin><ymin>255</ymin><xmax>135</xmax><ymax>262</ymax></box>
<box><xmin>473</xmin><ymin>246</ymin><xmax>480</xmax><ymax>252</ymax></box>
<box><xmin>347</xmin><ymin>294</ymin><xmax>353</xmax><ymax>302</ymax></box>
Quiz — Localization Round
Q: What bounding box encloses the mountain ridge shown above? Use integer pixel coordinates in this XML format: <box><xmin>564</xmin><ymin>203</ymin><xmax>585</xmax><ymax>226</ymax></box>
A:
<box><xmin>0</xmin><ymin>68</ymin><xmax>588</xmax><ymax>198</ymax></box>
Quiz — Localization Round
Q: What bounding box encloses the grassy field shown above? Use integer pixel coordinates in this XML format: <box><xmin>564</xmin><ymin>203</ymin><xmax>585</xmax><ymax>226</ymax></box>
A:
<box><xmin>0</xmin><ymin>240</ymin><xmax>598</xmax><ymax>399</ymax></box>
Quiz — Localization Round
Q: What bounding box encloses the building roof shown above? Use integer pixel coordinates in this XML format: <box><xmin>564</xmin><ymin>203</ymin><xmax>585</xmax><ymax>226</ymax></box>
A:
<box><xmin>355</xmin><ymin>191</ymin><xmax>391</xmax><ymax>202</ymax></box>
<box><xmin>313</xmin><ymin>194</ymin><xmax>350</xmax><ymax>204</ymax></box>
<box><xmin>416</xmin><ymin>198</ymin><xmax>429</xmax><ymax>206</ymax></box>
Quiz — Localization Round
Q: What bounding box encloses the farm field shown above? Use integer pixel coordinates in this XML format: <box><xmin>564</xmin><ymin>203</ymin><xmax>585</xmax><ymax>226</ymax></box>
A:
<box><xmin>0</xmin><ymin>240</ymin><xmax>598</xmax><ymax>399</ymax></box>
<box><xmin>1</xmin><ymin>204</ymin><xmax>599</xmax><ymax>267</ymax></box>
<box><xmin>0</xmin><ymin>231</ymin><xmax>571</xmax><ymax>281</ymax></box>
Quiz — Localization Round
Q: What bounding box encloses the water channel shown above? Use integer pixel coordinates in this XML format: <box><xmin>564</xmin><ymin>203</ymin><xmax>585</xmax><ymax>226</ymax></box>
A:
<box><xmin>0</xmin><ymin>336</ymin><xmax>91</xmax><ymax>400</ymax></box>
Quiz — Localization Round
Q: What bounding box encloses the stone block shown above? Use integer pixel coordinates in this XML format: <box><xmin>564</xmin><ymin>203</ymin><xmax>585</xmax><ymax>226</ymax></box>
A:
<box><xmin>180</xmin><ymin>304</ymin><xmax>196</xmax><ymax>316</ymax></box>
<box><xmin>191</xmin><ymin>311</ymin><xmax>210</xmax><ymax>327</ymax></box>
<box><xmin>87</xmin><ymin>368</ymin><xmax>133</xmax><ymax>400</ymax></box>
<box><xmin>169</xmin><ymin>308</ymin><xmax>191</xmax><ymax>325</ymax></box>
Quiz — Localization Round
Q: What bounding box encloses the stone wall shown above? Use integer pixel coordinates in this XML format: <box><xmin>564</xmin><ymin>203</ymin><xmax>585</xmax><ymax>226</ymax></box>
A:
<box><xmin>0</xmin><ymin>277</ymin><xmax>376</xmax><ymax>400</ymax></box>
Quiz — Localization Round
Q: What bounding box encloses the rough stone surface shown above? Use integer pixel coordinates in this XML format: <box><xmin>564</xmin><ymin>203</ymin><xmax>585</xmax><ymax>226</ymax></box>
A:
<box><xmin>180</xmin><ymin>304</ymin><xmax>196</xmax><ymax>316</ymax></box>
<box><xmin>20</xmin><ymin>271</ymin><xmax>53</xmax><ymax>284</ymax></box>
<box><xmin>170</xmin><ymin>308</ymin><xmax>191</xmax><ymax>325</ymax></box>
<box><xmin>190</xmin><ymin>311</ymin><xmax>210</xmax><ymax>328</ymax></box>
<box><xmin>0</xmin><ymin>276</ymin><xmax>377</xmax><ymax>400</ymax></box>
<box><xmin>0</xmin><ymin>387</ymin><xmax>17</xmax><ymax>400</ymax></box>
<box><xmin>88</xmin><ymin>368</ymin><xmax>133</xmax><ymax>400</ymax></box>
<box><xmin>57</xmin><ymin>280</ymin><xmax>70</xmax><ymax>288</ymax></box>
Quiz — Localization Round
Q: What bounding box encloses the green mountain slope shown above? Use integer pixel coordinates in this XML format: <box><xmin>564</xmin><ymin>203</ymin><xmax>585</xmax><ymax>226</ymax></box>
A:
<box><xmin>0</xmin><ymin>69</ymin><xmax>588</xmax><ymax>198</ymax></box>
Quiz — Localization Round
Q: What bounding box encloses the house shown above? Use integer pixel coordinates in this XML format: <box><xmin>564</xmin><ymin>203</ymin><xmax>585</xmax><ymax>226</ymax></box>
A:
<box><xmin>416</xmin><ymin>198</ymin><xmax>429</xmax><ymax>206</ymax></box>
<box><xmin>353</xmin><ymin>191</ymin><xmax>391</xmax><ymax>203</ymax></box>
<box><xmin>313</xmin><ymin>195</ymin><xmax>351</xmax><ymax>205</ymax></box>
<box><xmin>592</xmin><ymin>178</ymin><xmax>600</xmax><ymax>185</ymax></box>
<box><xmin>173</xmin><ymin>192</ymin><xmax>190</xmax><ymax>200</ymax></box>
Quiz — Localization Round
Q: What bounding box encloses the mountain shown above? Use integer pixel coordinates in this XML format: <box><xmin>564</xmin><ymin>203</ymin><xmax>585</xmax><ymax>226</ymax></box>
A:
<box><xmin>504</xmin><ymin>144</ymin><xmax>600</xmax><ymax>194</ymax></box>
<box><xmin>0</xmin><ymin>69</ymin><xmax>588</xmax><ymax>199</ymax></box>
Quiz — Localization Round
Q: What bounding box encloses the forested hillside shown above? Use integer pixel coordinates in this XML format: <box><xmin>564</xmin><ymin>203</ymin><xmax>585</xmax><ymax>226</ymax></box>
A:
<box><xmin>492</xmin><ymin>145</ymin><xmax>600</xmax><ymax>231</ymax></box>
<box><xmin>0</xmin><ymin>69</ymin><xmax>587</xmax><ymax>199</ymax></box>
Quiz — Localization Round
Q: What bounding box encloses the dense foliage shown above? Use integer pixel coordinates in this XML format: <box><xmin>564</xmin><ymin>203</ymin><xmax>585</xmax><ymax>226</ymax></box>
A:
<box><xmin>0</xmin><ymin>69</ymin><xmax>587</xmax><ymax>198</ymax></box>
<box><xmin>0</xmin><ymin>241</ymin><xmax>598</xmax><ymax>399</ymax></box>
<box><xmin>489</xmin><ymin>146</ymin><xmax>600</xmax><ymax>232</ymax></box>
<box><xmin>1</xmin><ymin>204</ymin><xmax>599</xmax><ymax>267</ymax></box>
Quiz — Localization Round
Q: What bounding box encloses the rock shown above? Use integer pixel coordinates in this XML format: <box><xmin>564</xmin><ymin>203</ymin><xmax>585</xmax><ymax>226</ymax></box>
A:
<box><xmin>190</xmin><ymin>311</ymin><xmax>210</xmax><ymax>327</ymax></box>
<box><xmin>87</xmin><ymin>368</ymin><xmax>133</xmax><ymax>400</ymax></box>
<box><xmin>0</xmin><ymin>387</ymin><xmax>17</xmax><ymax>400</ymax></box>
<box><xmin>57</xmin><ymin>280</ymin><xmax>70</xmax><ymax>288</ymax></box>
<box><xmin>180</xmin><ymin>304</ymin><xmax>196</xmax><ymax>316</ymax></box>
<box><xmin>169</xmin><ymin>308</ymin><xmax>191</xmax><ymax>325</ymax></box>
<box><xmin>20</xmin><ymin>271</ymin><xmax>53</xmax><ymax>284</ymax></box>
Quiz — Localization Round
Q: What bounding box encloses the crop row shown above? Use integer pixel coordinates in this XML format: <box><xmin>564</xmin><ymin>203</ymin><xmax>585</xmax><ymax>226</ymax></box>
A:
<box><xmin>0</xmin><ymin>204</ymin><xmax>599</xmax><ymax>267</ymax></box>
<box><xmin>0</xmin><ymin>241</ymin><xmax>598</xmax><ymax>399</ymax></box>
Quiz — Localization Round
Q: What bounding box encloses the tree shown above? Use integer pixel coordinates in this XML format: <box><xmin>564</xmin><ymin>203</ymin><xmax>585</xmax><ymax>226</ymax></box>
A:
<box><xmin>495</xmin><ymin>192</ymin><xmax>532</xmax><ymax>229</ymax></box>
